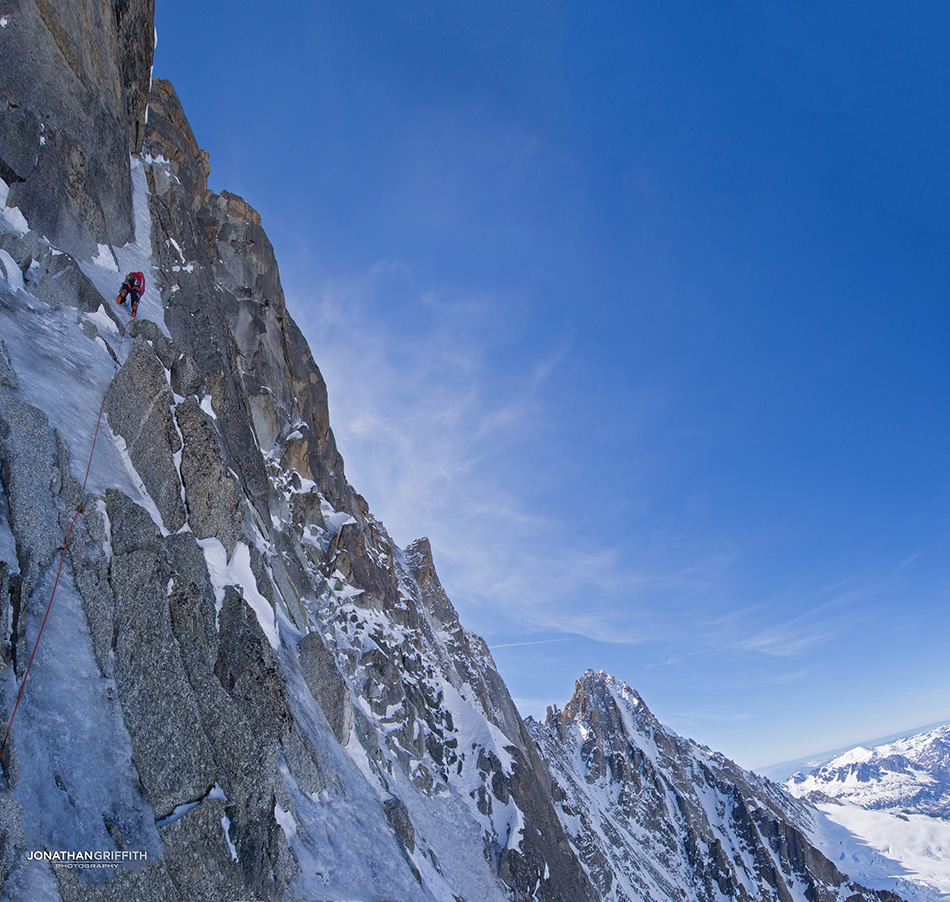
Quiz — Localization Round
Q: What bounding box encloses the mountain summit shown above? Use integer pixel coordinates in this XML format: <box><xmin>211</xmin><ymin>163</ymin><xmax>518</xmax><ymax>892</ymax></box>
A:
<box><xmin>531</xmin><ymin>671</ymin><xmax>898</xmax><ymax>902</ymax></box>
<box><xmin>0</xmin><ymin>3</ymin><xmax>907</xmax><ymax>901</ymax></box>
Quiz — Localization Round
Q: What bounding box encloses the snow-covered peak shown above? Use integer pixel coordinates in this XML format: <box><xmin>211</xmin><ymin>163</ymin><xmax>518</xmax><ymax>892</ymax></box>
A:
<box><xmin>530</xmin><ymin>668</ymin><xmax>895</xmax><ymax>902</ymax></box>
<box><xmin>787</xmin><ymin>723</ymin><xmax>950</xmax><ymax>818</ymax></box>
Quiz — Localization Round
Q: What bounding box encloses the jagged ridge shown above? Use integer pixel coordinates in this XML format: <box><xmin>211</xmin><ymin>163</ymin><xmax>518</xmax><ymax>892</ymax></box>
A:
<box><xmin>529</xmin><ymin>670</ymin><xmax>901</xmax><ymax>902</ymax></box>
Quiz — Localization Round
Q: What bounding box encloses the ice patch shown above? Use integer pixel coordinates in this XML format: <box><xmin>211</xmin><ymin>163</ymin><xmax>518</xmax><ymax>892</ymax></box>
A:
<box><xmin>2</xmin><ymin>205</ymin><xmax>29</xmax><ymax>233</ymax></box>
<box><xmin>108</xmin><ymin>429</ymin><xmax>170</xmax><ymax>536</ymax></box>
<box><xmin>155</xmin><ymin>799</ymin><xmax>201</xmax><ymax>828</ymax></box>
<box><xmin>83</xmin><ymin>304</ymin><xmax>120</xmax><ymax>336</ymax></box>
<box><xmin>198</xmin><ymin>537</ymin><xmax>228</xmax><ymax>626</ymax></box>
<box><xmin>222</xmin><ymin>814</ymin><xmax>239</xmax><ymax>861</ymax></box>
<box><xmin>94</xmin><ymin>496</ymin><xmax>112</xmax><ymax>561</ymax></box>
<box><xmin>199</xmin><ymin>394</ymin><xmax>216</xmax><ymax>419</ymax></box>
<box><xmin>230</xmin><ymin>542</ymin><xmax>279</xmax><ymax>648</ymax></box>
<box><xmin>155</xmin><ymin>785</ymin><xmax>227</xmax><ymax>827</ymax></box>
<box><xmin>322</xmin><ymin>499</ymin><xmax>357</xmax><ymax>533</ymax></box>
<box><xmin>0</xmin><ymin>178</ymin><xmax>30</xmax><ymax>233</ymax></box>
<box><xmin>0</xmin><ymin>248</ymin><xmax>24</xmax><ymax>292</ymax></box>
<box><xmin>328</xmin><ymin>570</ymin><xmax>364</xmax><ymax>600</ymax></box>
<box><xmin>274</xmin><ymin>802</ymin><xmax>297</xmax><ymax>840</ymax></box>
<box><xmin>0</xmin><ymin>16</ymin><xmax>8</xmax><ymax>27</ymax></box>
<box><xmin>93</xmin><ymin>244</ymin><xmax>118</xmax><ymax>272</ymax></box>
<box><xmin>197</xmin><ymin>538</ymin><xmax>279</xmax><ymax>648</ymax></box>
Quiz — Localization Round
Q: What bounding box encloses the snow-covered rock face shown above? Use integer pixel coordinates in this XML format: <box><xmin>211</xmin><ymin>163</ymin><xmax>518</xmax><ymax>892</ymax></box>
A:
<box><xmin>0</xmin><ymin>9</ymin><xmax>597</xmax><ymax>901</ymax></box>
<box><xmin>786</xmin><ymin>725</ymin><xmax>950</xmax><ymax>818</ymax></box>
<box><xmin>530</xmin><ymin>670</ymin><xmax>899</xmax><ymax>902</ymax></box>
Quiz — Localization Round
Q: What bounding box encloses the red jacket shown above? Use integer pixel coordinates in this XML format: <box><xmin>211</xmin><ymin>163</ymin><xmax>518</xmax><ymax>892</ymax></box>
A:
<box><xmin>126</xmin><ymin>272</ymin><xmax>145</xmax><ymax>293</ymax></box>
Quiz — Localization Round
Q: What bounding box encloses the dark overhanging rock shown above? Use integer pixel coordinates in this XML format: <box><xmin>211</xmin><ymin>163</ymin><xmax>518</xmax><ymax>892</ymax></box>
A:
<box><xmin>0</xmin><ymin>0</ymin><xmax>152</xmax><ymax>256</ymax></box>
<box><xmin>112</xmin><ymin>0</ymin><xmax>155</xmax><ymax>154</ymax></box>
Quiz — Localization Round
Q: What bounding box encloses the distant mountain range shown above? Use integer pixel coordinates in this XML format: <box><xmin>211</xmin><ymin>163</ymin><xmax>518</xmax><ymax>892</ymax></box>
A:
<box><xmin>757</xmin><ymin>720</ymin><xmax>950</xmax><ymax>783</ymax></box>
<box><xmin>786</xmin><ymin>723</ymin><xmax>950</xmax><ymax>817</ymax></box>
<box><xmin>783</xmin><ymin>723</ymin><xmax>950</xmax><ymax>902</ymax></box>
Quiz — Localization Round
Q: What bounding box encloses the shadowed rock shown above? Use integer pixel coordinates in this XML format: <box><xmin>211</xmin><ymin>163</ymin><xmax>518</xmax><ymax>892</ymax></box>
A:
<box><xmin>0</xmin><ymin>0</ymin><xmax>154</xmax><ymax>256</ymax></box>
<box><xmin>0</xmin><ymin>392</ymin><xmax>60</xmax><ymax>585</ymax></box>
<box><xmin>299</xmin><ymin>631</ymin><xmax>353</xmax><ymax>745</ymax></box>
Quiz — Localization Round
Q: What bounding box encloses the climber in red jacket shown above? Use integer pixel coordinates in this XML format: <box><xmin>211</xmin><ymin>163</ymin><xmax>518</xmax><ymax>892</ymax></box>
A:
<box><xmin>116</xmin><ymin>271</ymin><xmax>144</xmax><ymax>318</ymax></box>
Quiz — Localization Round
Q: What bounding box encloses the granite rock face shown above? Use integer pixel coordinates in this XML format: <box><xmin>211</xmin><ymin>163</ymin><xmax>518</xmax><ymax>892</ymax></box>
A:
<box><xmin>0</xmin><ymin>0</ymin><xmax>154</xmax><ymax>257</ymax></box>
<box><xmin>104</xmin><ymin>333</ymin><xmax>186</xmax><ymax>532</ymax></box>
<box><xmin>0</xmin><ymin>387</ymin><xmax>64</xmax><ymax>599</ymax></box>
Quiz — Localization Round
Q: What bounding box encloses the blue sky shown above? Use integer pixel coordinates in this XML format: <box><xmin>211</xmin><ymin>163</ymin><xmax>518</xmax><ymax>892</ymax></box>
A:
<box><xmin>153</xmin><ymin>1</ymin><xmax>950</xmax><ymax>769</ymax></box>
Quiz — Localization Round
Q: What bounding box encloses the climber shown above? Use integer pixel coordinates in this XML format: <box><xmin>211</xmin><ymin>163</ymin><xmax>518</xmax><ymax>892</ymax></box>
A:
<box><xmin>116</xmin><ymin>271</ymin><xmax>144</xmax><ymax>318</ymax></box>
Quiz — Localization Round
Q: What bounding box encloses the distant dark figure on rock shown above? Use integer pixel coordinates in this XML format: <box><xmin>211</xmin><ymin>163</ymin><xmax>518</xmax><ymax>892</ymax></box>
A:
<box><xmin>117</xmin><ymin>271</ymin><xmax>145</xmax><ymax>318</ymax></box>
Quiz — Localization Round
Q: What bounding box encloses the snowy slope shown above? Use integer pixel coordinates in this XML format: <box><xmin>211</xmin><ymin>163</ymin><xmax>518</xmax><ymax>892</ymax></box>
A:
<box><xmin>809</xmin><ymin>802</ymin><xmax>950</xmax><ymax>902</ymax></box>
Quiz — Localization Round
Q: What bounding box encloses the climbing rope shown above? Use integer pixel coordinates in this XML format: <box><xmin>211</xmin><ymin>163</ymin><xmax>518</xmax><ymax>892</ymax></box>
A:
<box><xmin>0</xmin><ymin>315</ymin><xmax>131</xmax><ymax>766</ymax></box>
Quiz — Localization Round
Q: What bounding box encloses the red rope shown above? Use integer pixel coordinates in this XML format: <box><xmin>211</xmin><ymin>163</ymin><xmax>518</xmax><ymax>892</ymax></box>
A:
<box><xmin>0</xmin><ymin>318</ymin><xmax>130</xmax><ymax>766</ymax></box>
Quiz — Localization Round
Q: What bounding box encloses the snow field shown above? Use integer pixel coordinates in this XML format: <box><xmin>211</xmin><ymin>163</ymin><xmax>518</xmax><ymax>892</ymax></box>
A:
<box><xmin>812</xmin><ymin>802</ymin><xmax>950</xmax><ymax>902</ymax></box>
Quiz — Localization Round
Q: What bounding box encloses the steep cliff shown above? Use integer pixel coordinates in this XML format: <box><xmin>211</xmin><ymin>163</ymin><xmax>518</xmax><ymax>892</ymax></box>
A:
<box><xmin>0</xmin><ymin>5</ymin><xmax>596</xmax><ymax>900</ymax></box>
<box><xmin>0</xmin><ymin>0</ymin><xmax>154</xmax><ymax>259</ymax></box>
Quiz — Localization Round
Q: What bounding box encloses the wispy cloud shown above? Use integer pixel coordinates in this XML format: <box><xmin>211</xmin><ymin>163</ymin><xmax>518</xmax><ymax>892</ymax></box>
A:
<box><xmin>290</xmin><ymin>263</ymin><xmax>730</xmax><ymax>652</ymax></box>
<box><xmin>492</xmin><ymin>638</ymin><xmax>579</xmax><ymax>649</ymax></box>
<box><xmin>709</xmin><ymin>563</ymin><xmax>901</xmax><ymax>661</ymax></box>
<box><xmin>729</xmin><ymin>625</ymin><xmax>832</xmax><ymax>658</ymax></box>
